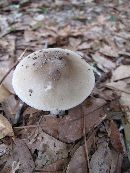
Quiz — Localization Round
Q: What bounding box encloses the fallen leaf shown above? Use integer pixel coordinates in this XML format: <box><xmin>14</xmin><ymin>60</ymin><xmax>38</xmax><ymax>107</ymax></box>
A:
<box><xmin>36</xmin><ymin>159</ymin><xmax>67</xmax><ymax>172</ymax></box>
<box><xmin>32</xmin><ymin>98</ymin><xmax>106</xmax><ymax>143</ymax></box>
<box><xmin>119</xmin><ymin>93</ymin><xmax>130</xmax><ymax>161</ymax></box>
<box><xmin>90</xmin><ymin>141</ymin><xmax>113</xmax><ymax>173</ymax></box>
<box><xmin>69</xmin><ymin>37</ymin><xmax>81</xmax><ymax>50</ymax></box>
<box><xmin>0</xmin><ymin>39</ymin><xmax>8</xmax><ymax>49</ymax></box>
<box><xmin>0</xmin><ymin>15</ymin><xmax>9</xmax><ymax>37</ymax></box>
<box><xmin>112</xmin><ymin>65</ymin><xmax>130</xmax><ymax>81</ymax></box>
<box><xmin>92</xmin><ymin>52</ymin><xmax>116</xmax><ymax>72</ymax></box>
<box><xmin>0</xmin><ymin>66</ymin><xmax>14</xmax><ymax>93</ymax></box>
<box><xmin>12</xmin><ymin>139</ymin><xmax>35</xmax><ymax>173</ymax></box>
<box><xmin>0</xmin><ymin>84</ymin><xmax>11</xmax><ymax>102</ymax></box>
<box><xmin>58</xmin><ymin>97</ymin><xmax>106</xmax><ymax>143</ymax></box>
<box><xmin>113</xmin><ymin>153</ymin><xmax>123</xmax><ymax>173</ymax></box>
<box><xmin>66</xmin><ymin>131</ymin><xmax>95</xmax><ymax>173</ymax></box>
<box><xmin>7</xmin><ymin>36</ymin><xmax>16</xmax><ymax>58</ymax></box>
<box><xmin>99</xmin><ymin>45</ymin><xmax>119</xmax><ymax>58</ymax></box>
<box><xmin>109</xmin><ymin>120</ymin><xmax>123</xmax><ymax>153</ymax></box>
<box><xmin>0</xmin><ymin>143</ymin><xmax>8</xmax><ymax>156</ymax></box>
<box><xmin>23</xmin><ymin>107</ymin><xmax>39</xmax><ymax>116</ymax></box>
<box><xmin>0</xmin><ymin>114</ymin><xmax>14</xmax><ymax>139</ymax></box>
<box><xmin>78</xmin><ymin>42</ymin><xmax>92</xmax><ymax>50</ymax></box>
<box><xmin>97</xmin><ymin>15</ymin><xmax>106</xmax><ymax>25</ymax></box>
<box><xmin>84</xmin><ymin>26</ymin><xmax>103</xmax><ymax>40</ymax></box>
<box><xmin>116</xmin><ymin>31</ymin><xmax>130</xmax><ymax>39</ymax></box>
<box><xmin>24</xmin><ymin>30</ymin><xmax>37</xmax><ymax>42</ymax></box>
<box><xmin>34</xmin><ymin>14</ymin><xmax>45</xmax><ymax>21</ymax></box>
<box><xmin>2</xmin><ymin>95</ymin><xmax>21</xmax><ymax>124</ymax></box>
<box><xmin>39</xmin><ymin>115</ymin><xmax>60</xmax><ymax>138</ymax></box>
<box><xmin>26</xmin><ymin>129</ymin><xmax>69</xmax><ymax>168</ymax></box>
<box><xmin>123</xmin><ymin>122</ymin><xmax>130</xmax><ymax>161</ymax></box>
<box><xmin>66</xmin><ymin>145</ymin><xmax>88</xmax><ymax>173</ymax></box>
<box><xmin>106</xmin><ymin>81</ymin><xmax>130</xmax><ymax>94</ymax></box>
<box><xmin>120</xmin><ymin>92</ymin><xmax>130</xmax><ymax>108</ymax></box>
<box><xmin>120</xmin><ymin>92</ymin><xmax>130</xmax><ymax>123</ymax></box>
<box><xmin>91</xmin><ymin>40</ymin><xmax>102</xmax><ymax>51</ymax></box>
<box><xmin>94</xmin><ymin>87</ymin><xmax>115</xmax><ymax>101</ymax></box>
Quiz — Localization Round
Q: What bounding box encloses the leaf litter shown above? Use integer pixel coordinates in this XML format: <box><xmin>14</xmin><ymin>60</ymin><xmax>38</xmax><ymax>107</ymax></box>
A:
<box><xmin>0</xmin><ymin>0</ymin><xmax>130</xmax><ymax>172</ymax></box>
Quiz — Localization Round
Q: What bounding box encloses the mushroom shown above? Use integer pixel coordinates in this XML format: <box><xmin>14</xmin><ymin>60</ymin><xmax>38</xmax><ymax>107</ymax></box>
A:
<box><xmin>12</xmin><ymin>48</ymin><xmax>95</xmax><ymax>115</ymax></box>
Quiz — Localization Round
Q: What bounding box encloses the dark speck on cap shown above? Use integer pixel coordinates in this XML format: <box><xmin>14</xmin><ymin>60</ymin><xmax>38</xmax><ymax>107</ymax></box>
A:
<box><xmin>33</xmin><ymin>57</ymin><xmax>37</xmax><ymax>60</ymax></box>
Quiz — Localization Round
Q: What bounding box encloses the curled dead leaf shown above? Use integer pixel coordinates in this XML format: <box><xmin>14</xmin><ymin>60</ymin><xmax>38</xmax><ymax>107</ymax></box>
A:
<box><xmin>112</xmin><ymin>65</ymin><xmax>130</xmax><ymax>81</ymax></box>
<box><xmin>99</xmin><ymin>45</ymin><xmax>119</xmax><ymax>58</ymax></box>
<box><xmin>106</xmin><ymin>81</ymin><xmax>130</xmax><ymax>94</ymax></box>
<box><xmin>92</xmin><ymin>53</ymin><xmax>115</xmax><ymax>72</ymax></box>
<box><xmin>0</xmin><ymin>84</ymin><xmax>11</xmax><ymax>102</ymax></box>
<box><xmin>0</xmin><ymin>114</ymin><xmax>14</xmax><ymax>139</ymax></box>
<box><xmin>90</xmin><ymin>141</ymin><xmax>113</xmax><ymax>173</ymax></box>
<box><xmin>109</xmin><ymin>120</ymin><xmax>124</xmax><ymax>153</ymax></box>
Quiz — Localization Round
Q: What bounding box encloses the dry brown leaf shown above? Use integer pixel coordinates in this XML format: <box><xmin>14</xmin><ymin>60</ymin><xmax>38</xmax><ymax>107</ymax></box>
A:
<box><xmin>69</xmin><ymin>37</ymin><xmax>81</xmax><ymax>50</ymax></box>
<box><xmin>0</xmin><ymin>143</ymin><xmax>8</xmax><ymax>156</ymax></box>
<box><xmin>119</xmin><ymin>92</ymin><xmax>130</xmax><ymax>122</ymax></box>
<box><xmin>109</xmin><ymin>120</ymin><xmax>123</xmax><ymax>153</ymax></box>
<box><xmin>92</xmin><ymin>53</ymin><xmax>116</xmax><ymax>72</ymax></box>
<box><xmin>112</xmin><ymin>65</ymin><xmax>130</xmax><ymax>81</ymax></box>
<box><xmin>97</xmin><ymin>15</ymin><xmax>106</xmax><ymax>25</ymax></box>
<box><xmin>58</xmin><ymin>97</ymin><xmax>106</xmax><ymax>143</ymax></box>
<box><xmin>84</xmin><ymin>26</ymin><xmax>103</xmax><ymax>40</ymax></box>
<box><xmin>1</xmin><ymin>139</ymin><xmax>35</xmax><ymax>173</ymax></box>
<box><xmin>36</xmin><ymin>159</ymin><xmax>67</xmax><ymax>172</ymax></box>
<box><xmin>33</xmin><ymin>98</ymin><xmax>106</xmax><ymax>143</ymax></box>
<box><xmin>116</xmin><ymin>32</ymin><xmax>130</xmax><ymax>39</ymax></box>
<box><xmin>0</xmin><ymin>66</ymin><xmax>14</xmax><ymax>93</ymax></box>
<box><xmin>66</xmin><ymin>145</ymin><xmax>88</xmax><ymax>173</ymax></box>
<box><xmin>26</xmin><ymin>129</ymin><xmax>69</xmax><ymax>168</ymax></box>
<box><xmin>113</xmin><ymin>153</ymin><xmax>123</xmax><ymax>173</ymax></box>
<box><xmin>58</xmin><ymin>26</ymin><xmax>71</xmax><ymax>37</ymax></box>
<box><xmin>6</xmin><ymin>35</ymin><xmax>16</xmax><ymax>57</ymax></box>
<box><xmin>0</xmin><ymin>39</ymin><xmax>8</xmax><ymax>49</ymax></box>
<box><xmin>39</xmin><ymin>115</ymin><xmax>60</xmax><ymax>138</ymax></box>
<box><xmin>94</xmin><ymin>88</ymin><xmax>115</xmax><ymax>101</ymax></box>
<box><xmin>0</xmin><ymin>114</ymin><xmax>14</xmax><ymax>139</ymax></box>
<box><xmin>99</xmin><ymin>45</ymin><xmax>119</xmax><ymax>58</ymax></box>
<box><xmin>106</xmin><ymin>81</ymin><xmax>130</xmax><ymax>94</ymax></box>
<box><xmin>23</xmin><ymin>107</ymin><xmax>39</xmax><ymax>116</ymax></box>
<box><xmin>0</xmin><ymin>84</ymin><xmax>11</xmax><ymax>102</ymax></box>
<box><xmin>24</xmin><ymin>30</ymin><xmax>37</xmax><ymax>42</ymax></box>
<box><xmin>90</xmin><ymin>141</ymin><xmax>112</xmax><ymax>173</ymax></box>
<box><xmin>78</xmin><ymin>42</ymin><xmax>92</xmax><ymax>50</ymax></box>
<box><xmin>120</xmin><ymin>92</ymin><xmax>130</xmax><ymax>108</ymax></box>
<box><xmin>0</xmin><ymin>15</ymin><xmax>9</xmax><ymax>37</ymax></box>
<box><xmin>12</xmin><ymin>139</ymin><xmax>35</xmax><ymax>173</ymax></box>
<box><xmin>2</xmin><ymin>95</ymin><xmax>21</xmax><ymax>124</ymax></box>
<box><xmin>66</xmin><ymin>131</ymin><xmax>95</xmax><ymax>173</ymax></box>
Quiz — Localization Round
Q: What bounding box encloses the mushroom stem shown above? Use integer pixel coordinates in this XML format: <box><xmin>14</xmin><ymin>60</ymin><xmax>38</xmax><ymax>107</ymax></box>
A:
<box><xmin>50</xmin><ymin>110</ymin><xmax>65</xmax><ymax>116</ymax></box>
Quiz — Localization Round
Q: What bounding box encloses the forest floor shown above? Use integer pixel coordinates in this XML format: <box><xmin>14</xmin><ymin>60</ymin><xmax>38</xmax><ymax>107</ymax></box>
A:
<box><xmin>0</xmin><ymin>0</ymin><xmax>130</xmax><ymax>172</ymax></box>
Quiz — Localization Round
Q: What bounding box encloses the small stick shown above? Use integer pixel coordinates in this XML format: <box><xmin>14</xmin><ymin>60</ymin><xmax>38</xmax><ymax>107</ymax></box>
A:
<box><xmin>0</xmin><ymin>48</ymin><xmax>27</xmax><ymax>86</ymax></box>
<box><xmin>13</xmin><ymin>125</ymin><xmax>40</xmax><ymax>129</ymax></box>
<box><xmin>81</xmin><ymin>107</ymin><xmax>90</xmax><ymax>172</ymax></box>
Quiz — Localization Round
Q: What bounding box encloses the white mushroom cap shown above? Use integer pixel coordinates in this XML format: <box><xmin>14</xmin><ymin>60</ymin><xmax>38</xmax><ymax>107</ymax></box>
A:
<box><xmin>12</xmin><ymin>48</ymin><xmax>95</xmax><ymax>111</ymax></box>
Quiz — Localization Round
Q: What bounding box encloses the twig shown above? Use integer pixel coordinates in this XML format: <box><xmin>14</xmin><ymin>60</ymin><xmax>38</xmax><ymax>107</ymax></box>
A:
<box><xmin>81</xmin><ymin>107</ymin><xmax>90</xmax><ymax>172</ymax></box>
<box><xmin>34</xmin><ymin>170</ymin><xmax>62</xmax><ymax>172</ymax></box>
<box><xmin>0</xmin><ymin>48</ymin><xmax>27</xmax><ymax>86</ymax></box>
<box><xmin>13</xmin><ymin>125</ymin><xmax>41</xmax><ymax>129</ymax></box>
<box><xmin>105</xmin><ymin>85</ymin><xmax>130</xmax><ymax>95</ymax></box>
